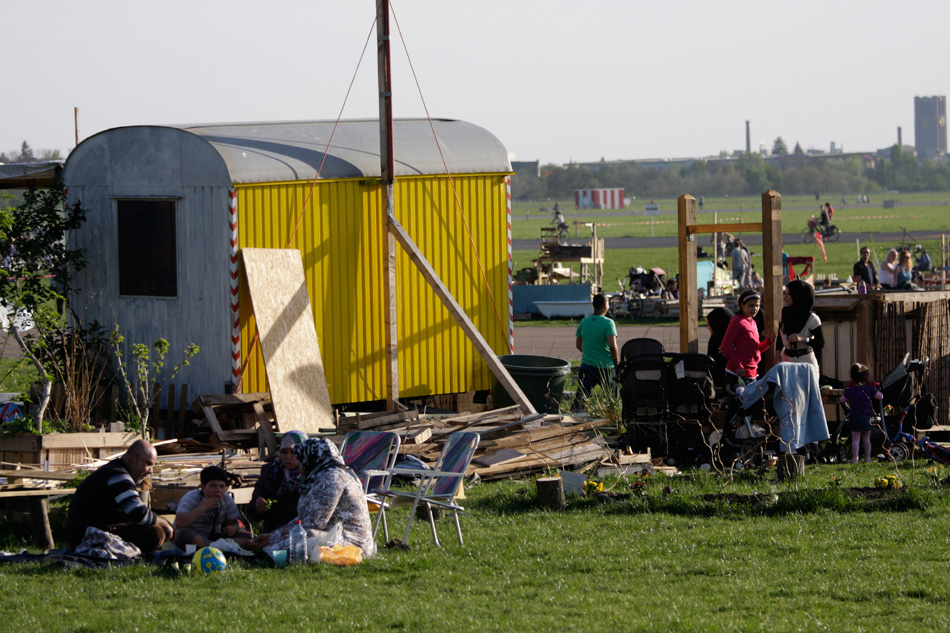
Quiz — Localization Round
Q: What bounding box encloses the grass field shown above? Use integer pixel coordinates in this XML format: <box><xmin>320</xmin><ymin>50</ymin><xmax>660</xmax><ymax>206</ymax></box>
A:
<box><xmin>3</xmin><ymin>461</ymin><xmax>950</xmax><ymax>632</ymax></box>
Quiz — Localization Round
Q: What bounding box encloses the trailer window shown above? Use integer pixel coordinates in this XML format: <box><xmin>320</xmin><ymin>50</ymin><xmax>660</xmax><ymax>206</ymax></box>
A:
<box><xmin>117</xmin><ymin>199</ymin><xmax>177</xmax><ymax>297</ymax></box>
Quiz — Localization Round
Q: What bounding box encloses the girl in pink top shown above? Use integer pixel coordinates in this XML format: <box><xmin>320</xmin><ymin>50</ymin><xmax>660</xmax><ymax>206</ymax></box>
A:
<box><xmin>720</xmin><ymin>289</ymin><xmax>774</xmax><ymax>396</ymax></box>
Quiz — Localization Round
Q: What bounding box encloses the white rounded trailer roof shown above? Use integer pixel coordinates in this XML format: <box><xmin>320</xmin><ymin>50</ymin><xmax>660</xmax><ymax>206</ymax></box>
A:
<box><xmin>171</xmin><ymin>118</ymin><xmax>511</xmax><ymax>184</ymax></box>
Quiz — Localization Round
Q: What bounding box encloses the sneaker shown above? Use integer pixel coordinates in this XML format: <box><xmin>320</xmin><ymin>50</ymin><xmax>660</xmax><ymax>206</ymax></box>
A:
<box><xmin>849</xmin><ymin>458</ymin><xmax>859</xmax><ymax>464</ymax></box>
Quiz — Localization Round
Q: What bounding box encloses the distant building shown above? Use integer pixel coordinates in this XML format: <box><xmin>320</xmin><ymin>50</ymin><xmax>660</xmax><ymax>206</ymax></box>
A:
<box><xmin>511</xmin><ymin>160</ymin><xmax>540</xmax><ymax>181</ymax></box>
<box><xmin>914</xmin><ymin>96</ymin><xmax>947</xmax><ymax>160</ymax></box>
<box><xmin>574</xmin><ymin>188</ymin><xmax>624</xmax><ymax>209</ymax></box>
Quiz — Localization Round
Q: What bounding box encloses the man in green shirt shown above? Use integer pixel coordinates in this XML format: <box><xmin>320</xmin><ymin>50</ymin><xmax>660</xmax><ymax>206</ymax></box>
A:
<box><xmin>571</xmin><ymin>293</ymin><xmax>620</xmax><ymax>412</ymax></box>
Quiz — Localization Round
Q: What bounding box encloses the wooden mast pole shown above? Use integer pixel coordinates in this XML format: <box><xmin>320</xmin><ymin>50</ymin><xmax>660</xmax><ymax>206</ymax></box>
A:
<box><xmin>377</xmin><ymin>0</ymin><xmax>399</xmax><ymax>409</ymax></box>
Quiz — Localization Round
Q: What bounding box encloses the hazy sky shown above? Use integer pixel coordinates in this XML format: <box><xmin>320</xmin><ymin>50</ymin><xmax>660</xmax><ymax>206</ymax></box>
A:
<box><xmin>3</xmin><ymin>1</ymin><xmax>947</xmax><ymax>165</ymax></box>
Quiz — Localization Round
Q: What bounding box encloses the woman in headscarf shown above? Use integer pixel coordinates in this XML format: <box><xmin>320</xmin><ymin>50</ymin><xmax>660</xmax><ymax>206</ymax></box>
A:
<box><xmin>777</xmin><ymin>279</ymin><xmax>824</xmax><ymax>373</ymax></box>
<box><xmin>705</xmin><ymin>306</ymin><xmax>734</xmax><ymax>392</ymax></box>
<box><xmin>253</xmin><ymin>438</ymin><xmax>374</xmax><ymax>558</ymax></box>
<box><xmin>248</xmin><ymin>430</ymin><xmax>307</xmax><ymax>533</ymax></box>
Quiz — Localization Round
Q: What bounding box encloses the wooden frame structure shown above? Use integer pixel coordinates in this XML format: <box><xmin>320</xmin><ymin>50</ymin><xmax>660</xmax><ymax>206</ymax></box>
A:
<box><xmin>677</xmin><ymin>191</ymin><xmax>783</xmax><ymax>367</ymax></box>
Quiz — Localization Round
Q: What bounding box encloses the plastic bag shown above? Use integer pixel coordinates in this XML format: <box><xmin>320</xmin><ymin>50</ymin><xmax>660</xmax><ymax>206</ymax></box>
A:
<box><xmin>307</xmin><ymin>523</ymin><xmax>344</xmax><ymax>563</ymax></box>
<box><xmin>319</xmin><ymin>544</ymin><xmax>363</xmax><ymax>566</ymax></box>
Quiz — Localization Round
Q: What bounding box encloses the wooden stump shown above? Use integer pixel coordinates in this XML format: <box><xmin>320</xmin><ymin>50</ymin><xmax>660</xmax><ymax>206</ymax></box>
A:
<box><xmin>536</xmin><ymin>477</ymin><xmax>566</xmax><ymax>510</ymax></box>
<box><xmin>776</xmin><ymin>453</ymin><xmax>805</xmax><ymax>482</ymax></box>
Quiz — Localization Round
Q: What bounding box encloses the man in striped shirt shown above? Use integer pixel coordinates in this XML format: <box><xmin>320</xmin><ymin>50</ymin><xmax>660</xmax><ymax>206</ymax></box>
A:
<box><xmin>66</xmin><ymin>439</ymin><xmax>174</xmax><ymax>554</ymax></box>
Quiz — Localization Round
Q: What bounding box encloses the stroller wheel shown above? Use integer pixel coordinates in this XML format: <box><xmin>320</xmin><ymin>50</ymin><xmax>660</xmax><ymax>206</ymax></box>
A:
<box><xmin>734</xmin><ymin>439</ymin><xmax>765</xmax><ymax>469</ymax></box>
<box><xmin>888</xmin><ymin>443</ymin><xmax>911</xmax><ymax>463</ymax></box>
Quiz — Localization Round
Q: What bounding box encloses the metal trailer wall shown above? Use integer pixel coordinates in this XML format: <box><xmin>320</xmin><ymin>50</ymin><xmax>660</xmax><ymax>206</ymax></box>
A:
<box><xmin>236</xmin><ymin>173</ymin><xmax>512</xmax><ymax>404</ymax></box>
<box><xmin>64</xmin><ymin>128</ymin><xmax>234</xmax><ymax>405</ymax></box>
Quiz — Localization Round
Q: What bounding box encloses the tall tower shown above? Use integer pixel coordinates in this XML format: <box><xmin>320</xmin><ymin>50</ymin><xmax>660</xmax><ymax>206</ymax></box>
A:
<box><xmin>914</xmin><ymin>96</ymin><xmax>947</xmax><ymax>159</ymax></box>
<box><xmin>745</xmin><ymin>121</ymin><xmax>751</xmax><ymax>154</ymax></box>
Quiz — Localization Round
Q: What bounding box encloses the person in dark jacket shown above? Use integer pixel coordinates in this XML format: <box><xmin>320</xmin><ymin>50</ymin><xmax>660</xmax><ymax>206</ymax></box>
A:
<box><xmin>248</xmin><ymin>430</ymin><xmax>307</xmax><ymax>533</ymax></box>
<box><xmin>705</xmin><ymin>307</ymin><xmax>734</xmax><ymax>391</ymax></box>
<box><xmin>66</xmin><ymin>439</ymin><xmax>174</xmax><ymax>553</ymax></box>
<box><xmin>776</xmin><ymin>279</ymin><xmax>824</xmax><ymax>374</ymax></box>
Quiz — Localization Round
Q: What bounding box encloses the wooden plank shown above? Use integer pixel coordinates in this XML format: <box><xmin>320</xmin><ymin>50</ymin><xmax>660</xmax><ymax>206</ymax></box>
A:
<box><xmin>0</xmin><ymin>488</ymin><xmax>76</xmax><ymax>499</ymax></box>
<box><xmin>479</xmin><ymin>419</ymin><xmax>610</xmax><ymax>450</ymax></box>
<box><xmin>356</xmin><ymin>410</ymin><xmax>418</xmax><ymax>430</ymax></box>
<box><xmin>388</xmin><ymin>217</ymin><xmax>537</xmax><ymax>416</ymax></box>
<box><xmin>202</xmin><ymin>404</ymin><xmax>225</xmax><ymax>436</ymax></box>
<box><xmin>195</xmin><ymin>393</ymin><xmax>271</xmax><ymax>409</ymax></box>
<box><xmin>0</xmin><ymin>469</ymin><xmax>77</xmax><ymax>481</ymax></box>
<box><xmin>252</xmin><ymin>402</ymin><xmax>278</xmax><ymax>454</ymax></box>
<box><xmin>240</xmin><ymin>248</ymin><xmax>334</xmax><ymax>435</ymax></box>
<box><xmin>151</xmin><ymin>382</ymin><xmax>161</xmax><ymax>434</ymax></box>
<box><xmin>406</xmin><ymin>428</ymin><xmax>432</xmax><ymax>445</ymax></box>
<box><xmin>166</xmin><ymin>384</ymin><xmax>176</xmax><ymax>439</ymax></box>
<box><xmin>177</xmin><ymin>384</ymin><xmax>189</xmax><ymax>438</ymax></box>
<box><xmin>471</xmin><ymin>448</ymin><xmax>525</xmax><ymax>468</ymax></box>
<box><xmin>36</xmin><ymin>433</ymin><xmax>138</xmax><ymax>450</ymax></box>
<box><xmin>687</xmin><ymin>222</ymin><xmax>763</xmax><ymax>235</ymax></box>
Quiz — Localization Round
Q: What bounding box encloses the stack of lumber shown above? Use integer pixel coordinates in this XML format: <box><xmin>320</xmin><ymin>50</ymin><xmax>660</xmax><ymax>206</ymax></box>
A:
<box><xmin>336</xmin><ymin>405</ymin><xmax>639</xmax><ymax>481</ymax></box>
<box><xmin>193</xmin><ymin>393</ymin><xmax>279</xmax><ymax>453</ymax></box>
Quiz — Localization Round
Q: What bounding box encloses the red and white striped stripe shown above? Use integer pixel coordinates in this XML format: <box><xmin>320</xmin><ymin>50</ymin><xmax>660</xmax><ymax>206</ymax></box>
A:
<box><xmin>506</xmin><ymin>177</ymin><xmax>514</xmax><ymax>353</ymax></box>
<box><xmin>574</xmin><ymin>188</ymin><xmax>625</xmax><ymax>210</ymax></box>
<box><xmin>228</xmin><ymin>189</ymin><xmax>241</xmax><ymax>392</ymax></box>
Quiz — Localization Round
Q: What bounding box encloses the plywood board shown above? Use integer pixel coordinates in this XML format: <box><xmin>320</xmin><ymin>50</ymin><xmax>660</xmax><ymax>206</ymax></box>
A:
<box><xmin>241</xmin><ymin>248</ymin><xmax>334</xmax><ymax>435</ymax></box>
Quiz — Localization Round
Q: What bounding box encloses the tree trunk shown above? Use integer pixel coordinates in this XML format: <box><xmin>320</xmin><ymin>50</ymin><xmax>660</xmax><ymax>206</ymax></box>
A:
<box><xmin>536</xmin><ymin>477</ymin><xmax>566</xmax><ymax>510</ymax></box>
<box><xmin>11</xmin><ymin>327</ymin><xmax>50</xmax><ymax>432</ymax></box>
<box><xmin>777</xmin><ymin>453</ymin><xmax>805</xmax><ymax>482</ymax></box>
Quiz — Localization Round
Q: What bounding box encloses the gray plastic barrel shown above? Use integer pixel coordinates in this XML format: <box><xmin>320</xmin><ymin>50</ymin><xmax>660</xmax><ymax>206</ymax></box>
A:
<box><xmin>492</xmin><ymin>354</ymin><xmax>572</xmax><ymax>414</ymax></box>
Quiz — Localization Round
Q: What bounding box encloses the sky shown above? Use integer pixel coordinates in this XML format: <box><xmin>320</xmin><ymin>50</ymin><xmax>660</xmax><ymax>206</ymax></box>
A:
<box><xmin>3</xmin><ymin>0</ymin><xmax>949</xmax><ymax>165</ymax></box>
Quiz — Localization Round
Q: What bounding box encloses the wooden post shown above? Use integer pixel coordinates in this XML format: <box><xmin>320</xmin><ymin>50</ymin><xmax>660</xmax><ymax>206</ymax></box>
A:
<box><xmin>378</xmin><ymin>0</ymin><xmax>399</xmax><ymax>410</ymax></box>
<box><xmin>536</xmin><ymin>477</ymin><xmax>566</xmax><ymax>510</ymax></box>
<box><xmin>29</xmin><ymin>497</ymin><xmax>54</xmax><ymax>550</ymax></box>
<box><xmin>761</xmin><ymin>191</ymin><xmax>783</xmax><ymax>369</ymax></box>
<box><xmin>678</xmin><ymin>194</ymin><xmax>699</xmax><ymax>353</ymax></box>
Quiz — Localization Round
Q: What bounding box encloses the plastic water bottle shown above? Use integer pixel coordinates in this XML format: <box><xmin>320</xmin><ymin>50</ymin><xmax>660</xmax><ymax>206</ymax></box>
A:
<box><xmin>288</xmin><ymin>520</ymin><xmax>308</xmax><ymax>565</ymax></box>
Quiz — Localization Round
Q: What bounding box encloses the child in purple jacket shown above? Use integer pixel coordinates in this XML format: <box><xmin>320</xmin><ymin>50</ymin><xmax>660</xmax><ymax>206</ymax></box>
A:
<box><xmin>840</xmin><ymin>363</ymin><xmax>883</xmax><ymax>463</ymax></box>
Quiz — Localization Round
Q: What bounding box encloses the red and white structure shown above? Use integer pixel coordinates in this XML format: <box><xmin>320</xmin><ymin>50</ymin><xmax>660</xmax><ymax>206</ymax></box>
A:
<box><xmin>574</xmin><ymin>188</ymin><xmax>625</xmax><ymax>210</ymax></box>
<box><xmin>228</xmin><ymin>189</ymin><xmax>241</xmax><ymax>391</ymax></box>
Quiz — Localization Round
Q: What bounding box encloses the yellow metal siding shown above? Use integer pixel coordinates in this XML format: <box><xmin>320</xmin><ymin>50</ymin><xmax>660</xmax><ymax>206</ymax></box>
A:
<box><xmin>236</xmin><ymin>174</ymin><xmax>509</xmax><ymax>404</ymax></box>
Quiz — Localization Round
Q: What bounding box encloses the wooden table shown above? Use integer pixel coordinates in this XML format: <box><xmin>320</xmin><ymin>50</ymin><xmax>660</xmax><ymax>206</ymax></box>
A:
<box><xmin>0</xmin><ymin>469</ymin><xmax>78</xmax><ymax>549</ymax></box>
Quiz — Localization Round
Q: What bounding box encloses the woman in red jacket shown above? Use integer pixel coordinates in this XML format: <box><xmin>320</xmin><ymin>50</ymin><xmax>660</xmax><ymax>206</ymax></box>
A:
<box><xmin>720</xmin><ymin>289</ymin><xmax>774</xmax><ymax>397</ymax></box>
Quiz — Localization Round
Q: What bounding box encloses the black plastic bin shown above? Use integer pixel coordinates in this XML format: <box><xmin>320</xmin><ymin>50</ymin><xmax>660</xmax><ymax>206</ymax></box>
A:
<box><xmin>492</xmin><ymin>354</ymin><xmax>572</xmax><ymax>414</ymax></box>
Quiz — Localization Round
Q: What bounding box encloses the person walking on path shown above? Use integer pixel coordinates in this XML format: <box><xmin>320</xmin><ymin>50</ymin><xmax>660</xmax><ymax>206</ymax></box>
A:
<box><xmin>571</xmin><ymin>293</ymin><xmax>619</xmax><ymax>412</ymax></box>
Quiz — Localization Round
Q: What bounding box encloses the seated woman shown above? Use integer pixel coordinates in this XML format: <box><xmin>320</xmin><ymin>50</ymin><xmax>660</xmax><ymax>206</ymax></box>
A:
<box><xmin>253</xmin><ymin>438</ymin><xmax>374</xmax><ymax>558</ymax></box>
<box><xmin>248</xmin><ymin>430</ymin><xmax>306</xmax><ymax>533</ymax></box>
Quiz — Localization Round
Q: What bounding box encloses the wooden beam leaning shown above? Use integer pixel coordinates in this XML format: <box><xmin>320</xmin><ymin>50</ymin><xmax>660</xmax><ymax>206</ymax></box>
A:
<box><xmin>678</xmin><ymin>194</ymin><xmax>699</xmax><ymax>354</ymax></box>
<box><xmin>387</xmin><ymin>215</ymin><xmax>538</xmax><ymax>415</ymax></box>
<box><xmin>760</xmin><ymin>190</ymin><xmax>783</xmax><ymax>369</ymax></box>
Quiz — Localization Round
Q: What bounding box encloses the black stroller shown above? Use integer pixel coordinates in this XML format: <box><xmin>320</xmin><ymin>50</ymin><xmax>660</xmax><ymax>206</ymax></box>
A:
<box><xmin>618</xmin><ymin>340</ymin><xmax>717</xmax><ymax>466</ymax></box>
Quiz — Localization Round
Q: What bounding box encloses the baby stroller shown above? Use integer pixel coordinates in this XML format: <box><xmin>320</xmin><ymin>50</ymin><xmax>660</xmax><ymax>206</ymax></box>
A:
<box><xmin>710</xmin><ymin>363</ymin><xmax>827</xmax><ymax>470</ymax></box>
<box><xmin>665</xmin><ymin>353</ymin><xmax>716</xmax><ymax>466</ymax></box>
<box><xmin>618</xmin><ymin>339</ymin><xmax>670</xmax><ymax>457</ymax></box>
<box><xmin>877</xmin><ymin>354</ymin><xmax>930</xmax><ymax>462</ymax></box>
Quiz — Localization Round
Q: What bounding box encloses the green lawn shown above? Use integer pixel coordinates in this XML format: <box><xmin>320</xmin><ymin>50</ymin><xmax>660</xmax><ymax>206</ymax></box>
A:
<box><xmin>511</xmin><ymin>192</ymin><xmax>950</xmax><ymax>241</ymax></box>
<box><xmin>2</xmin><ymin>462</ymin><xmax>950</xmax><ymax>632</ymax></box>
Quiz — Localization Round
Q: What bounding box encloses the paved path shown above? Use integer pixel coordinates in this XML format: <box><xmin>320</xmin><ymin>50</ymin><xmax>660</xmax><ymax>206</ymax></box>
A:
<box><xmin>513</xmin><ymin>324</ymin><xmax>711</xmax><ymax>361</ymax></box>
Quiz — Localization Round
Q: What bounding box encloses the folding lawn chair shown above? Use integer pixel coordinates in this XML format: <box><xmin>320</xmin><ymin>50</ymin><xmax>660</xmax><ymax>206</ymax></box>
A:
<box><xmin>373</xmin><ymin>431</ymin><xmax>479</xmax><ymax>547</ymax></box>
<box><xmin>339</xmin><ymin>430</ymin><xmax>401</xmax><ymax>540</ymax></box>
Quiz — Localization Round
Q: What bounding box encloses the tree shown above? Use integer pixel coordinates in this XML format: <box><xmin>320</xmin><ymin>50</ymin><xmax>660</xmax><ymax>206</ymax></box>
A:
<box><xmin>772</xmin><ymin>137</ymin><xmax>789</xmax><ymax>156</ymax></box>
<box><xmin>0</xmin><ymin>179</ymin><xmax>86</xmax><ymax>430</ymax></box>
<box><xmin>17</xmin><ymin>141</ymin><xmax>35</xmax><ymax>163</ymax></box>
<box><xmin>793</xmin><ymin>141</ymin><xmax>804</xmax><ymax>155</ymax></box>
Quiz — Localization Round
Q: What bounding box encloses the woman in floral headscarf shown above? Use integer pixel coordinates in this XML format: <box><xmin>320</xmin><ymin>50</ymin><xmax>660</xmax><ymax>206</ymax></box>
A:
<box><xmin>253</xmin><ymin>438</ymin><xmax>374</xmax><ymax>558</ymax></box>
<box><xmin>248</xmin><ymin>430</ymin><xmax>307</xmax><ymax>532</ymax></box>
